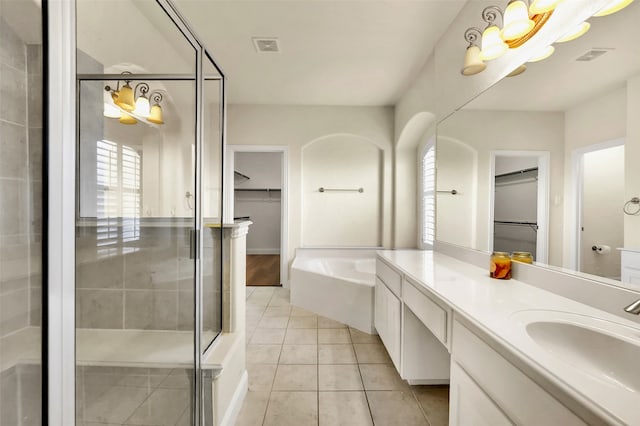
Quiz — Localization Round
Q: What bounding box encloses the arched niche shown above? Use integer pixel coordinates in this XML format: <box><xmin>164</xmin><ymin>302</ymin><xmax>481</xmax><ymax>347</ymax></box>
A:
<box><xmin>302</xmin><ymin>134</ymin><xmax>383</xmax><ymax>247</ymax></box>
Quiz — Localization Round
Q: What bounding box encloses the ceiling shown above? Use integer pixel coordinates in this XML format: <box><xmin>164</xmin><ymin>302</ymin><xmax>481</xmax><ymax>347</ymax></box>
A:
<box><xmin>465</xmin><ymin>1</ymin><xmax>640</xmax><ymax>112</ymax></box>
<box><xmin>173</xmin><ymin>0</ymin><xmax>466</xmax><ymax>106</ymax></box>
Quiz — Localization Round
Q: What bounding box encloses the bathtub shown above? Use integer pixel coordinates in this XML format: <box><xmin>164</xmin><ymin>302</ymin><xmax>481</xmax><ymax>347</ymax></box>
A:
<box><xmin>291</xmin><ymin>249</ymin><xmax>377</xmax><ymax>334</ymax></box>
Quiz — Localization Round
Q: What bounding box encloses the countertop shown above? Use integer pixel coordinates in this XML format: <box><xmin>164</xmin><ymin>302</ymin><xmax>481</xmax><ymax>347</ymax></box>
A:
<box><xmin>377</xmin><ymin>249</ymin><xmax>640</xmax><ymax>425</ymax></box>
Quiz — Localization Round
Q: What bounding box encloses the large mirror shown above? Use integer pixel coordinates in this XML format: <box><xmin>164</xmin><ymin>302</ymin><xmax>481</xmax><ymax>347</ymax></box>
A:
<box><xmin>436</xmin><ymin>1</ymin><xmax>640</xmax><ymax>289</ymax></box>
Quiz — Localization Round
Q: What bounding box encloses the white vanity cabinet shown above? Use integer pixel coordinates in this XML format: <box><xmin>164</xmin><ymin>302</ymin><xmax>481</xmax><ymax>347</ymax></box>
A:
<box><xmin>450</xmin><ymin>318</ymin><xmax>586</xmax><ymax>426</ymax></box>
<box><xmin>375</xmin><ymin>259</ymin><xmax>402</xmax><ymax>370</ymax></box>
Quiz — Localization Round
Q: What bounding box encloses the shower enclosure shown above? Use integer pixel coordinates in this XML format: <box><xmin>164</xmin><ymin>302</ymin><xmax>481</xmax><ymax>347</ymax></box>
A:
<box><xmin>74</xmin><ymin>0</ymin><xmax>225</xmax><ymax>424</ymax></box>
<box><xmin>0</xmin><ymin>0</ymin><xmax>44</xmax><ymax>424</ymax></box>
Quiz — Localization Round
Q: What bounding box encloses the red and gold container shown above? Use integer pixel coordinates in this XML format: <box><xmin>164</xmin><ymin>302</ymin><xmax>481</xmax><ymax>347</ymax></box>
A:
<box><xmin>490</xmin><ymin>252</ymin><xmax>511</xmax><ymax>280</ymax></box>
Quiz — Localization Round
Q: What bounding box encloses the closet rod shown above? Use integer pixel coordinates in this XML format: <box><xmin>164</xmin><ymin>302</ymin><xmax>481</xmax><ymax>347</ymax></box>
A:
<box><xmin>495</xmin><ymin>167</ymin><xmax>538</xmax><ymax>179</ymax></box>
<box><xmin>235</xmin><ymin>188</ymin><xmax>281</xmax><ymax>192</ymax></box>
<box><xmin>494</xmin><ymin>220</ymin><xmax>538</xmax><ymax>231</ymax></box>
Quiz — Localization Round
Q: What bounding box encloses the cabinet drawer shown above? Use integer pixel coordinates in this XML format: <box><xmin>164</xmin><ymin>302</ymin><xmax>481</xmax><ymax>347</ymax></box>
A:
<box><xmin>376</xmin><ymin>258</ymin><xmax>402</xmax><ymax>297</ymax></box>
<box><xmin>403</xmin><ymin>279</ymin><xmax>448</xmax><ymax>345</ymax></box>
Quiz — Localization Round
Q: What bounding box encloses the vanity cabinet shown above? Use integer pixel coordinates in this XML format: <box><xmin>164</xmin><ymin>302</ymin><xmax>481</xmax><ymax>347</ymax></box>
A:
<box><xmin>374</xmin><ymin>277</ymin><xmax>401</xmax><ymax>370</ymax></box>
<box><xmin>451</xmin><ymin>318</ymin><xmax>586</xmax><ymax>425</ymax></box>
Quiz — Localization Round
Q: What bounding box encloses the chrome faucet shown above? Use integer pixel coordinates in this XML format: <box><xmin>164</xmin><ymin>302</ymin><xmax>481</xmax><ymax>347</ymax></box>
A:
<box><xmin>624</xmin><ymin>299</ymin><xmax>640</xmax><ymax>315</ymax></box>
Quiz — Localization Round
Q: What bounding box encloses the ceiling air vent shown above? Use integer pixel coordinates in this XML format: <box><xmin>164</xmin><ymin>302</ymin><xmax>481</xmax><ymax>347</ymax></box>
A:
<box><xmin>253</xmin><ymin>38</ymin><xmax>279</xmax><ymax>53</ymax></box>
<box><xmin>575</xmin><ymin>48</ymin><xmax>614</xmax><ymax>62</ymax></box>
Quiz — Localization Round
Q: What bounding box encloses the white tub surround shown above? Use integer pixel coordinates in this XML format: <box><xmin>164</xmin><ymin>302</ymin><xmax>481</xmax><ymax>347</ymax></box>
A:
<box><xmin>291</xmin><ymin>249</ymin><xmax>377</xmax><ymax>333</ymax></box>
<box><xmin>377</xmin><ymin>250</ymin><xmax>640</xmax><ymax>425</ymax></box>
<box><xmin>620</xmin><ymin>248</ymin><xmax>640</xmax><ymax>286</ymax></box>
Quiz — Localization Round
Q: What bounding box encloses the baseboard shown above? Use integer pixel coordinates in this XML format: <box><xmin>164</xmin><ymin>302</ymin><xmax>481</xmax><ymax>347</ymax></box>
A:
<box><xmin>247</xmin><ymin>249</ymin><xmax>280</xmax><ymax>255</ymax></box>
<box><xmin>220</xmin><ymin>370</ymin><xmax>248</xmax><ymax>426</ymax></box>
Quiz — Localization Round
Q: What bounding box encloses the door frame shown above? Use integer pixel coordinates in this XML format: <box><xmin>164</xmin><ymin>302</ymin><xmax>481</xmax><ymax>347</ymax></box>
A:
<box><xmin>225</xmin><ymin>145</ymin><xmax>289</xmax><ymax>286</ymax></box>
<box><xmin>489</xmin><ymin>150</ymin><xmax>550</xmax><ymax>264</ymax></box>
<box><xmin>569</xmin><ymin>138</ymin><xmax>624</xmax><ymax>271</ymax></box>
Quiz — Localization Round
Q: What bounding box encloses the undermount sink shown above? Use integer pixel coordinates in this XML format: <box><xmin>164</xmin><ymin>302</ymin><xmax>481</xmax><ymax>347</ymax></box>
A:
<box><xmin>511</xmin><ymin>310</ymin><xmax>640</xmax><ymax>393</ymax></box>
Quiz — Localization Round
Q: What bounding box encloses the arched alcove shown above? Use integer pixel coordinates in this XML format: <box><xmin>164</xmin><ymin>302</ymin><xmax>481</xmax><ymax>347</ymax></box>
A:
<box><xmin>302</xmin><ymin>134</ymin><xmax>383</xmax><ymax>247</ymax></box>
<box><xmin>436</xmin><ymin>136</ymin><xmax>478</xmax><ymax>248</ymax></box>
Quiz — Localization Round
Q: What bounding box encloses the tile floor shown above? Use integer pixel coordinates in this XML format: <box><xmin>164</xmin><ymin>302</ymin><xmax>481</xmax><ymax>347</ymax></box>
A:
<box><xmin>237</xmin><ymin>286</ymin><xmax>450</xmax><ymax>426</ymax></box>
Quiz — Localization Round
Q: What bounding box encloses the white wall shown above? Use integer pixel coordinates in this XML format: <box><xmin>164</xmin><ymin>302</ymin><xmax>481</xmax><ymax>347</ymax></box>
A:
<box><xmin>227</xmin><ymin>105</ymin><xmax>394</xmax><ymax>273</ymax></box>
<box><xmin>581</xmin><ymin>145</ymin><xmax>624</xmax><ymax>278</ymax></box>
<box><xmin>626</xmin><ymin>75</ymin><xmax>640</xmax><ymax>249</ymax></box>
<box><xmin>437</xmin><ymin>110</ymin><xmax>565</xmax><ymax>265</ymax></box>
<box><xmin>234</xmin><ymin>152</ymin><xmax>282</xmax><ymax>254</ymax></box>
<box><xmin>302</xmin><ymin>135</ymin><xmax>382</xmax><ymax>247</ymax></box>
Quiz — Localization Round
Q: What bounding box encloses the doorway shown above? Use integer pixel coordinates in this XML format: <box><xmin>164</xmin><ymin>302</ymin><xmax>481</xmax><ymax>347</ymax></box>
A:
<box><xmin>574</xmin><ymin>140</ymin><xmax>625</xmax><ymax>279</ymax></box>
<box><xmin>489</xmin><ymin>151</ymin><xmax>550</xmax><ymax>263</ymax></box>
<box><xmin>227</xmin><ymin>146</ymin><xmax>288</xmax><ymax>286</ymax></box>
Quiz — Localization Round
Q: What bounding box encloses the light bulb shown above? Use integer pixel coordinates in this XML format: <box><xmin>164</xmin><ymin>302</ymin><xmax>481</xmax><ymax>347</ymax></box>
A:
<box><xmin>594</xmin><ymin>0</ymin><xmax>634</xmax><ymax>16</ymax></box>
<box><xmin>103</xmin><ymin>90</ymin><xmax>120</xmax><ymax>118</ymax></box>
<box><xmin>461</xmin><ymin>45</ymin><xmax>487</xmax><ymax>76</ymax></box>
<box><xmin>528</xmin><ymin>45</ymin><xmax>555</xmax><ymax>62</ymax></box>
<box><xmin>529</xmin><ymin>0</ymin><xmax>562</xmax><ymax>14</ymax></box>
<box><xmin>480</xmin><ymin>26</ymin><xmax>508</xmax><ymax>61</ymax></box>
<box><xmin>134</xmin><ymin>95</ymin><xmax>151</xmax><ymax>118</ymax></box>
<box><xmin>556</xmin><ymin>21</ymin><xmax>590</xmax><ymax>43</ymax></box>
<box><xmin>502</xmin><ymin>0</ymin><xmax>535</xmax><ymax>41</ymax></box>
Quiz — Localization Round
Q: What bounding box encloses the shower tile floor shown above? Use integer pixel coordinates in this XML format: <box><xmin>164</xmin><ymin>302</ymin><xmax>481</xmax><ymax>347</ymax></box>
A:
<box><xmin>238</xmin><ymin>286</ymin><xmax>450</xmax><ymax>426</ymax></box>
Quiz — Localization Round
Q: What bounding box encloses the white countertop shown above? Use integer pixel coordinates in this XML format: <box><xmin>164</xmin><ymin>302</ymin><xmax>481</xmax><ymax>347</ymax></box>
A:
<box><xmin>377</xmin><ymin>250</ymin><xmax>640</xmax><ymax>425</ymax></box>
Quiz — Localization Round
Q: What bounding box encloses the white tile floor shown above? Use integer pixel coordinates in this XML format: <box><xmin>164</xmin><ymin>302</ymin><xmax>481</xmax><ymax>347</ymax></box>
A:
<box><xmin>237</xmin><ymin>286</ymin><xmax>450</xmax><ymax>426</ymax></box>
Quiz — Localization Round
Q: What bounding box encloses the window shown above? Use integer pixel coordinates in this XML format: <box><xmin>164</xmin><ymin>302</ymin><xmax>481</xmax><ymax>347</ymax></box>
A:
<box><xmin>420</xmin><ymin>142</ymin><xmax>436</xmax><ymax>248</ymax></box>
<box><xmin>96</xmin><ymin>139</ymin><xmax>141</xmax><ymax>256</ymax></box>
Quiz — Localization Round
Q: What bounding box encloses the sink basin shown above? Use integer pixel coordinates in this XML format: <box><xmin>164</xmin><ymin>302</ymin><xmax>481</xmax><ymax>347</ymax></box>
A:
<box><xmin>511</xmin><ymin>310</ymin><xmax>640</xmax><ymax>393</ymax></box>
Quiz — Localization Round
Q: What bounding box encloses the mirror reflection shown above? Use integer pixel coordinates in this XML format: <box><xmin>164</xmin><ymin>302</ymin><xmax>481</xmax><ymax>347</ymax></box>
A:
<box><xmin>437</xmin><ymin>1</ymin><xmax>640</xmax><ymax>287</ymax></box>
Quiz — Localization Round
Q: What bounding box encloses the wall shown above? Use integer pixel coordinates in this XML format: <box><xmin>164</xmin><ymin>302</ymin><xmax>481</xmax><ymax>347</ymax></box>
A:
<box><xmin>227</xmin><ymin>105</ymin><xmax>394</xmax><ymax>275</ymax></box>
<box><xmin>437</xmin><ymin>109</ymin><xmax>565</xmax><ymax>265</ymax></box>
<box><xmin>234</xmin><ymin>152</ymin><xmax>282</xmax><ymax>254</ymax></box>
<box><xmin>626</xmin><ymin>75</ymin><xmax>640</xmax><ymax>249</ymax></box>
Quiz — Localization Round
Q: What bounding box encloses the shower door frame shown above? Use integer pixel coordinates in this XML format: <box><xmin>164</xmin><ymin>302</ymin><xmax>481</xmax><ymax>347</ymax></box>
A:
<box><xmin>47</xmin><ymin>0</ymin><xmax>227</xmax><ymax>424</ymax></box>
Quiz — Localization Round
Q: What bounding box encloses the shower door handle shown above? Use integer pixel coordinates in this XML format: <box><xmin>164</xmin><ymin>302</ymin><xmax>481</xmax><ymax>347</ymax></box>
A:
<box><xmin>190</xmin><ymin>229</ymin><xmax>199</xmax><ymax>260</ymax></box>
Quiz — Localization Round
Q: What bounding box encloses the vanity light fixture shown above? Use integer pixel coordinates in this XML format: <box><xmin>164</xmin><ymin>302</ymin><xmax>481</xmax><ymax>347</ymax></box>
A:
<box><xmin>462</xmin><ymin>28</ymin><xmax>487</xmax><ymax>75</ymax></box>
<box><xmin>104</xmin><ymin>72</ymin><xmax>165</xmax><ymax>125</ymax></box>
<box><xmin>461</xmin><ymin>0</ymin><xmax>630</xmax><ymax>77</ymax></box>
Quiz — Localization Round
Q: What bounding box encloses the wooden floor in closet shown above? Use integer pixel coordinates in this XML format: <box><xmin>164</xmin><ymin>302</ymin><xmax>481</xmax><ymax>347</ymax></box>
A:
<box><xmin>246</xmin><ymin>255</ymin><xmax>281</xmax><ymax>286</ymax></box>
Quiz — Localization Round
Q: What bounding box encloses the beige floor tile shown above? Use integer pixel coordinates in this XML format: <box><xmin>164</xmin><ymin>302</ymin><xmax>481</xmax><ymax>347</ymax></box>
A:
<box><xmin>246</xmin><ymin>364</ymin><xmax>277</xmax><ymax>391</ymax></box>
<box><xmin>258</xmin><ymin>315</ymin><xmax>290</xmax><ymax>329</ymax></box>
<box><xmin>235</xmin><ymin>390</ymin><xmax>270</xmax><ymax>426</ymax></box>
<box><xmin>318</xmin><ymin>316</ymin><xmax>348</xmax><ymax>329</ymax></box>
<box><xmin>318</xmin><ymin>328</ymin><xmax>351</xmax><ymax>344</ymax></box>
<box><xmin>268</xmin><ymin>297</ymin><xmax>291</xmax><ymax>307</ymax></box>
<box><xmin>250</xmin><ymin>328</ymin><xmax>286</xmax><ymax>345</ymax></box>
<box><xmin>318</xmin><ymin>344</ymin><xmax>357</xmax><ymax>364</ymax></box>
<box><xmin>319</xmin><ymin>391</ymin><xmax>373</xmax><ymax>426</ymax></box>
<box><xmin>124</xmin><ymin>388</ymin><xmax>189</xmax><ymax>426</ymax></box>
<box><xmin>353</xmin><ymin>343</ymin><xmax>392</xmax><ymax>364</ymax></box>
<box><xmin>412</xmin><ymin>385</ymin><xmax>450</xmax><ymax>426</ymax></box>
<box><xmin>288</xmin><ymin>316</ymin><xmax>318</xmax><ymax>329</ymax></box>
<box><xmin>366</xmin><ymin>391</ymin><xmax>428</xmax><ymax>426</ymax></box>
<box><xmin>263</xmin><ymin>391</ymin><xmax>318</xmax><ymax>426</ymax></box>
<box><xmin>279</xmin><ymin>345</ymin><xmax>318</xmax><ymax>364</ymax></box>
<box><xmin>284</xmin><ymin>328</ymin><xmax>318</xmax><ymax>345</ymax></box>
<box><xmin>318</xmin><ymin>364</ymin><xmax>363</xmax><ymax>391</ymax></box>
<box><xmin>359</xmin><ymin>364</ymin><xmax>409</xmax><ymax>391</ymax></box>
<box><xmin>83</xmin><ymin>386</ymin><xmax>150</xmax><ymax>424</ymax></box>
<box><xmin>349</xmin><ymin>327</ymin><xmax>381</xmax><ymax>344</ymax></box>
<box><xmin>272</xmin><ymin>365</ymin><xmax>318</xmax><ymax>391</ymax></box>
<box><xmin>246</xmin><ymin>345</ymin><xmax>282</xmax><ymax>364</ymax></box>
<box><xmin>263</xmin><ymin>306</ymin><xmax>292</xmax><ymax>317</ymax></box>
<box><xmin>290</xmin><ymin>306</ymin><xmax>317</xmax><ymax>317</ymax></box>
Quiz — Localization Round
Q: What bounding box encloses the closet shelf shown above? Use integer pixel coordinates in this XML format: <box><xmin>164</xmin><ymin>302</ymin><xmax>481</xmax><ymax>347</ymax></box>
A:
<box><xmin>494</xmin><ymin>220</ymin><xmax>539</xmax><ymax>231</ymax></box>
<box><xmin>234</xmin><ymin>170</ymin><xmax>251</xmax><ymax>180</ymax></box>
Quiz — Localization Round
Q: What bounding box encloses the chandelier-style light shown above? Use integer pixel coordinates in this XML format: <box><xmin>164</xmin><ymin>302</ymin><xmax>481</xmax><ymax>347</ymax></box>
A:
<box><xmin>461</xmin><ymin>0</ymin><xmax>632</xmax><ymax>77</ymax></box>
<box><xmin>104</xmin><ymin>73</ymin><xmax>165</xmax><ymax>126</ymax></box>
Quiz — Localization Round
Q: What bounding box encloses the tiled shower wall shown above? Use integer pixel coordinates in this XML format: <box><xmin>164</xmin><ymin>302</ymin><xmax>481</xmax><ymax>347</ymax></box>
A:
<box><xmin>0</xmin><ymin>17</ymin><xmax>42</xmax><ymax>339</ymax></box>
<box><xmin>75</xmin><ymin>223</ymin><xmax>219</xmax><ymax>331</ymax></box>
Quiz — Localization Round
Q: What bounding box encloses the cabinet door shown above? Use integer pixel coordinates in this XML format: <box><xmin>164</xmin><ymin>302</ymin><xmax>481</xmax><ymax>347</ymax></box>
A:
<box><xmin>450</xmin><ymin>362</ymin><xmax>512</xmax><ymax>426</ymax></box>
<box><xmin>386</xmin><ymin>287</ymin><xmax>402</xmax><ymax>371</ymax></box>
<box><xmin>374</xmin><ymin>278</ymin><xmax>387</xmax><ymax>340</ymax></box>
